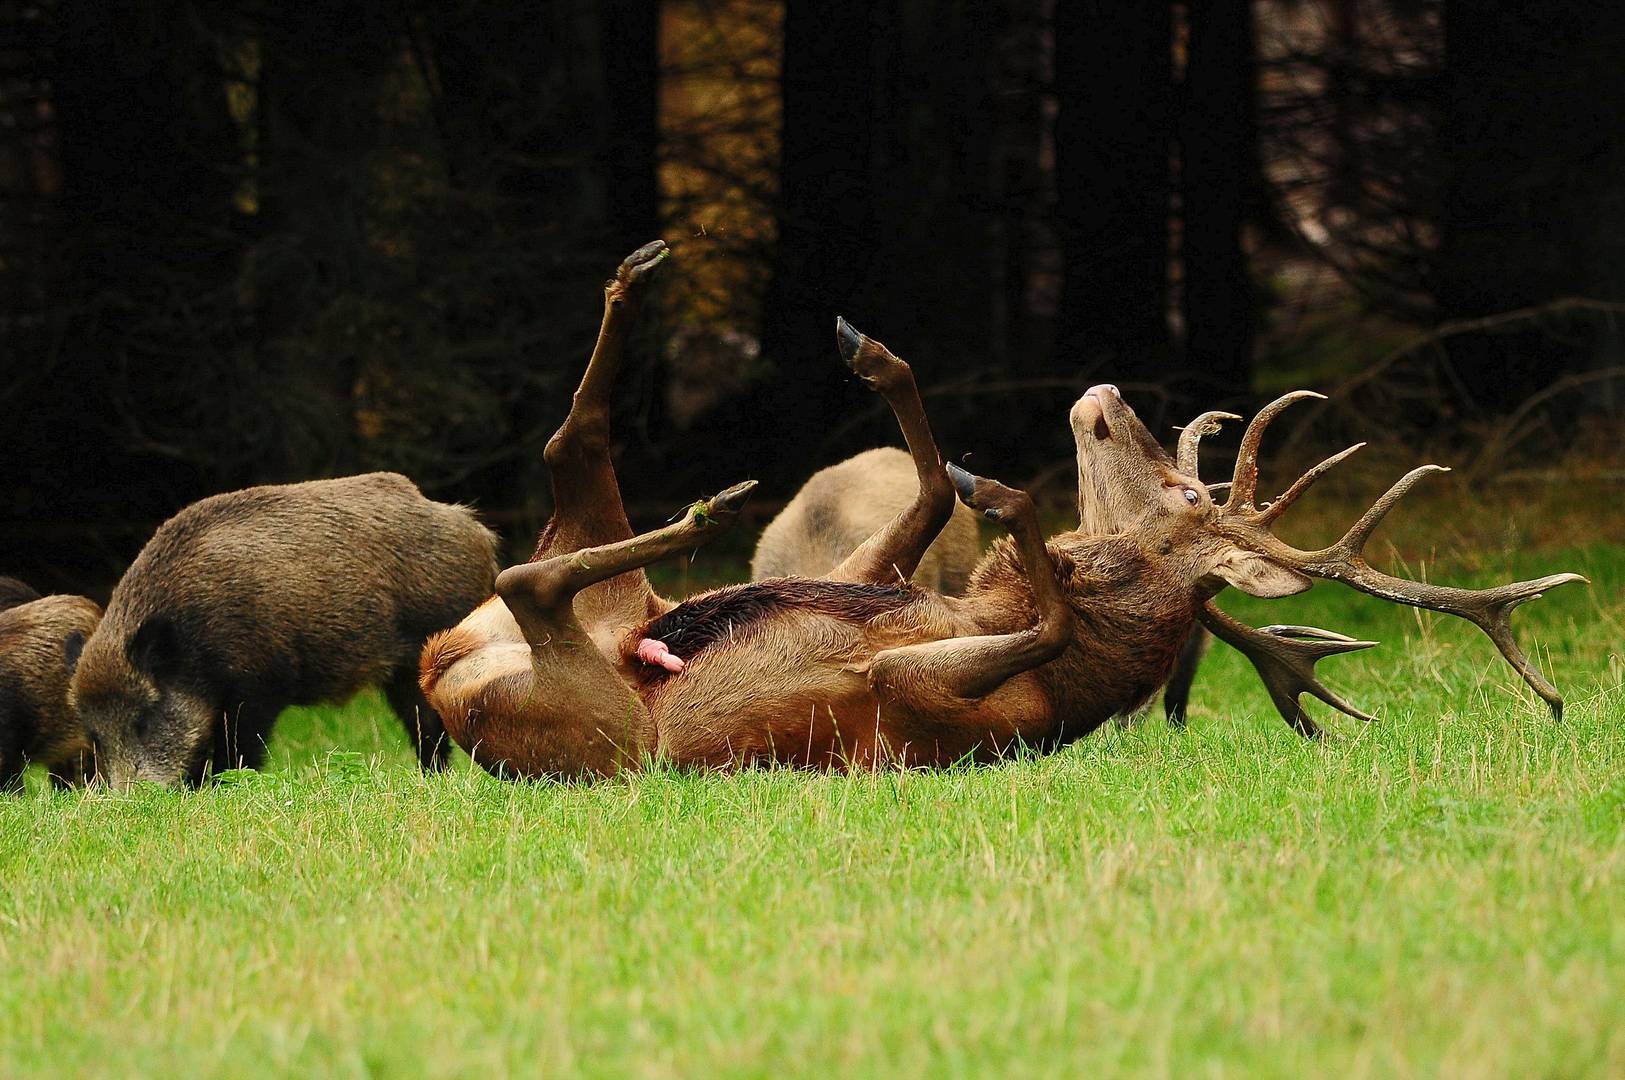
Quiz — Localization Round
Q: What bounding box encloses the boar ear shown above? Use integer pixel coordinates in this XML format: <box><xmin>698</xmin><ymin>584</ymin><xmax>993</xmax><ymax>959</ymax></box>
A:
<box><xmin>1212</xmin><ymin>548</ymin><xmax>1313</xmax><ymax>599</ymax></box>
<box><xmin>63</xmin><ymin>631</ymin><xmax>85</xmax><ymax>675</ymax></box>
<box><xmin>126</xmin><ymin>616</ymin><xmax>183</xmax><ymax>681</ymax></box>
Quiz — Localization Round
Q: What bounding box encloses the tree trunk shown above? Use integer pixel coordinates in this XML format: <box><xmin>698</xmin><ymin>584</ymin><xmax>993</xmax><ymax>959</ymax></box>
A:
<box><xmin>748</xmin><ymin>0</ymin><xmax>886</xmax><ymax>486</ymax></box>
<box><xmin>6</xmin><ymin>0</ymin><xmax>238</xmax><ymax>585</ymax></box>
<box><xmin>1053</xmin><ymin>1</ymin><xmax>1173</xmax><ymax>390</ymax></box>
<box><xmin>745</xmin><ymin>0</ymin><xmax>1002</xmax><ymax>489</ymax></box>
<box><xmin>421</xmin><ymin>0</ymin><xmax>664</xmax><ymax>521</ymax></box>
<box><xmin>1437</xmin><ymin>0</ymin><xmax>1625</xmax><ymax>411</ymax></box>
<box><xmin>602</xmin><ymin>1</ymin><xmax>662</xmax><ymax>253</ymax></box>
<box><xmin>1179</xmin><ymin>0</ymin><xmax>1258</xmax><ymax>405</ymax></box>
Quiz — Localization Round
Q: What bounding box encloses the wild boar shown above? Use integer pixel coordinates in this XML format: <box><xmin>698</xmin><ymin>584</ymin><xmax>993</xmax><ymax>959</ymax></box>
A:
<box><xmin>751</xmin><ymin>447</ymin><xmax>982</xmax><ymax>594</ymax></box>
<box><xmin>69</xmin><ymin>473</ymin><xmax>497</xmax><ymax>786</ymax></box>
<box><xmin>0</xmin><ymin>592</ymin><xmax>103</xmax><ymax>790</ymax></box>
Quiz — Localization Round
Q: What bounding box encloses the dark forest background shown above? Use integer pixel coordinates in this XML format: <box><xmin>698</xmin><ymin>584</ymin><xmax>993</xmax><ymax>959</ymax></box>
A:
<box><xmin>2</xmin><ymin>0</ymin><xmax>1624</xmax><ymax>594</ymax></box>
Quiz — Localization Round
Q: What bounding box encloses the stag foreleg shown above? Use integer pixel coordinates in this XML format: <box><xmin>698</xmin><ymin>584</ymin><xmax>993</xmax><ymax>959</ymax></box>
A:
<box><xmin>867</xmin><ymin>467</ymin><xmax>1073</xmax><ymax>711</ymax></box>
<box><xmin>1162</xmin><ymin>626</ymin><xmax>1211</xmax><ymax>724</ymax></box>
<box><xmin>501</xmin><ymin>481</ymin><xmax>757</xmax><ymax>636</ymax></box>
<box><xmin>824</xmin><ymin>320</ymin><xmax>958</xmax><ymax>588</ymax></box>
<box><xmin>470</xmin><ymin>482</ymin><xmax>757</xmax><ymax>779</ymax></box>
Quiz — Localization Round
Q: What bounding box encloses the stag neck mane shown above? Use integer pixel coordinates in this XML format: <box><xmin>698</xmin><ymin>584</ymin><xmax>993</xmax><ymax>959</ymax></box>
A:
<box><xmin>953</xmin><ymin>529</ymin><xmax>1204</xmax><ymax>739</ymax></box>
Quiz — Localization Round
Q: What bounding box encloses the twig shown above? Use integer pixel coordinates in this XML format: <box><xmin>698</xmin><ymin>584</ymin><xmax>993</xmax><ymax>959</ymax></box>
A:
<box><xmin>1467</xmin><ymin>366</ymin><xmax>1625</xmax><ymax>479</ymax></box>
<box><xmin>1279</xmin><ymin>297</ymin><xmax>1625</xmax><ymax>454</ymax></box>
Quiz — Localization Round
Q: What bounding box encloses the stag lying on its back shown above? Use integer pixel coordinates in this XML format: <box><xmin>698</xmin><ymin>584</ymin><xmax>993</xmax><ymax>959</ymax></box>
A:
<box><xmin>420</xmin><ymin>243</ymin><xmax>1584</xmax><ymax>781</ymax></box>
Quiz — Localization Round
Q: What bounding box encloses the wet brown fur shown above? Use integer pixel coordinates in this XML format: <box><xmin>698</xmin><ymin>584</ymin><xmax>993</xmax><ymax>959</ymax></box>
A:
<box><xmin>72</xmin><ymin>472</ymin><xmax>498</xmax><ymax>786</ymax></box>
<box><xmin>0</xmin><ymin>593</ymin><xmax>103</xmax><ymax>789</ymax></box>
<box><xmin>751</xmin><ymin>447</ymin><xmax>982</xmax><ymax>594</ymax></box>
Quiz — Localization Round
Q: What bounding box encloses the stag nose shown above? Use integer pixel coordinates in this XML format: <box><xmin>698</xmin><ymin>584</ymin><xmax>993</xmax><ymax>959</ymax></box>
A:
<box><xmin>1085</xmin><ymin>383</ymin><xmax>1119</xmax><ymax>400</ymax></box>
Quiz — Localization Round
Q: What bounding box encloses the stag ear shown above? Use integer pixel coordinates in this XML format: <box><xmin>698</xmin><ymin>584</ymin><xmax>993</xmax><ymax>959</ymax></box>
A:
<box><xmin>126</xmin><ymin>616</ymin><xmax>183</xmax><ymax>682</ymax></box>
<box><xmin>1211</xmin><ymin>548</ymin><xmax>1313</xmax><ymax>598</ymax></box>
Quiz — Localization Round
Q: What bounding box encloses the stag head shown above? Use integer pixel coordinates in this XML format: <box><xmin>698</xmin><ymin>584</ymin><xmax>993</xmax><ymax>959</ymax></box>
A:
<box><xmin>1073</xmin><ymin>385</ymin><xmax>1587</xmax><ymax>734</ymax></box>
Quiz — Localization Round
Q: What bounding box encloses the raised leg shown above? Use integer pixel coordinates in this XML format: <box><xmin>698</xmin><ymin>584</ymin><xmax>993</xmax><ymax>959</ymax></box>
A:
<box><xmin>868</xmin><ymin>466</ymin><xmax>1074</xmax><ymax>705</ymax></box>
<box><xmin>384</xmin><ymin>668</ymin><xmax>451</xmax><ymax>771</ymax></box>
<box><xmin>826</xmin><ymin>319</ymin><xmax>957</xmax><ymax>587</ymax></box>
<box><xmin>468</xmin><ymin>482</ymin><xmax>755</xmax><ymax>779</ymax></box>
<box><xmin>500</xmin><ymin>481</ymin><xmax>756</xmax><ymax>636</ymax></box>
<box><xmin>533</xmin><ymin>240</ymin><xmax>671</xmax><ymax>627</ymax></box>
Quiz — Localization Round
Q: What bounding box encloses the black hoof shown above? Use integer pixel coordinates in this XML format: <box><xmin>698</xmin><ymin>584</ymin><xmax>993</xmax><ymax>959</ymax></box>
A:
<box><xmin>835</xmin><ymin>317</ymin><xmax>864</xmax><ymax>366</ymax></box>
<box><xmin>624</xmin><ymin>240</ymin><xmax>669</xmax><ymax>271</ymax></box>
<box><xmin>945</xmin><ymin>462</ymin><xmax>978</xmax><ymax>503</ymax></box>
<box><xmin>710</xmin><ymin>479</ymin><xmax>759</xmax><ymax>514</ymax></box>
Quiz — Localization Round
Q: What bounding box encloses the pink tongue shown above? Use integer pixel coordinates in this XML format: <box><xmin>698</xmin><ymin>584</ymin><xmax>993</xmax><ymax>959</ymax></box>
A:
<box><xmin>636</xmin><ymin>637</ymin><xmax>686</xmax><ymax>674</ymax></box>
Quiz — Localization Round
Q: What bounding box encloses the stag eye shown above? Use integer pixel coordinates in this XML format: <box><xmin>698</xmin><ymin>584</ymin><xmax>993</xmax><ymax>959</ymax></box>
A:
<box><xmin>1182</xmin><ymin>488</ymin><xmax>1200</xmax><ymax>506</ymax></box>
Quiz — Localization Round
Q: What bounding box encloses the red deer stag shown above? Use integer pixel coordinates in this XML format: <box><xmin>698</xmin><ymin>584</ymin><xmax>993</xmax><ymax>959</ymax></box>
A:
<box><xmin>421</xmin><ymin>243</ymin><xmax>1584</xmax><ymax>779</ymax></box>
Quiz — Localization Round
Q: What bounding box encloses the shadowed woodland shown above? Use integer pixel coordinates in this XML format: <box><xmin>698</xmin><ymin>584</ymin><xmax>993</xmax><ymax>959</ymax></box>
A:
<box><xmin>2</xmin><ymin>0</ymin><xmax>1623</xmax><ymax>594</ymax></box>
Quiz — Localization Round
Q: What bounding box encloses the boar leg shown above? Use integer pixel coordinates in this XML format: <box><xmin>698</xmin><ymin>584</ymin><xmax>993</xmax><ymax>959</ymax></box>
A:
<box><xmin>535</xmin><ymin>241</ymin><xmax>672</xmax><ymax>629</ymax></box>
<box><xmin>204</xmin><ymin>703</ymin><xmax>277</xmax><ymax>780</ymax></box>
<box><xmin>868</xmin><ymin>467</ymin><xmax>1073</xmax><ymax>706</ymax></box>
<box><xmin>825</xmin><ymin>320</ymin><xmax>956</xmax><ymax>588</ymax></box>
<box><xmin>384</xmin><ymin>668</ymin><xmax>450</xmax><ymax>770</ymax></box>
<box><xmin>484</xmin><ymin>482</ymin><xmax>755</xmax><ymax>778</ymax></box>
<box><xmin>48</xmin><ymin>750</ymin><xmax>93</xmax><ymax>788</ymax></box>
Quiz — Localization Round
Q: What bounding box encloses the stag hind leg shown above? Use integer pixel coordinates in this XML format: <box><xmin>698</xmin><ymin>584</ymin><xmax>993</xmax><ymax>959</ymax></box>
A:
<box><xmin>535</xmin><ymin>240</ymin><xmax>672</xmax><ymax>627</ymax></box>
<box><xmin>455</xmin><ymin>482</ymin><xmax>757</xmax><ymax>780</ymax></box>
<box><xmin>867</xmin><ymin>466</ymin><xmax>1074</xmax><ymax>711</ymax></box>
<box><xmin>825</xmin><ymin>320</ymin><xmax>957</xmax><ymax>588</ymax></box>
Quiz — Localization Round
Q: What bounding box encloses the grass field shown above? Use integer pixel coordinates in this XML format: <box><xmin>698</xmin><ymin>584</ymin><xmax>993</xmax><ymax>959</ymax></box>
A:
<box><xmin>1</xmin><ymin>489</ymin><xmax>1622</xmax><ymax>1077</ymax></box>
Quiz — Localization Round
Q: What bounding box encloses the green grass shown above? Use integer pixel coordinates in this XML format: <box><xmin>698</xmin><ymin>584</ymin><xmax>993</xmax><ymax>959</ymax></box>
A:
<box><xmin>1</xmin><ymin>536</ymin><xmax>1622</xmax><ymax>1078</ymax></box>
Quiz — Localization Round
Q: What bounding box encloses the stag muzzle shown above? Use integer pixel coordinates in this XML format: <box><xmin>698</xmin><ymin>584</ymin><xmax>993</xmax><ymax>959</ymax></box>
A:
<box><xmin>1069</xmin><ymin>384</ymin><xmax>1122</xmax><ymax>444</ymax></box>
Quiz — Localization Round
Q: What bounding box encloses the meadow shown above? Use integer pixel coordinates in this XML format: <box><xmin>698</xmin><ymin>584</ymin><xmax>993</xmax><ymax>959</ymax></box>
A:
<box><xmin>1</xmin><ymin>481</ymin><xmax>1622</xmax><ymax>1078</ymax></box>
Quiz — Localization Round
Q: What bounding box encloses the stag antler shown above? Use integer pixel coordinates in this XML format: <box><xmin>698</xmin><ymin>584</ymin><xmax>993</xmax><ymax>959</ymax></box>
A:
<box><xmin>1175</xmin><ymin>410</ymin><xmax>1242</xmax><ymax>478</ymax></box>
<box><xmin>1217</xmin><ymin>392</ymin><xmax>1588</xmax><ymax>722</ymax></box>
<box><xmin>1197</xmin><ymin>601</ymin><xmax>1378</xmax><ymax>737</ymax></box>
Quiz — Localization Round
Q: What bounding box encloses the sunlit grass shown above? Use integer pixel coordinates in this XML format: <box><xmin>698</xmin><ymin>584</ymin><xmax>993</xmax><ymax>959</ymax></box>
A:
<box><xmin>0</xmin><ymin>532</ymin><xmax>1620</xmax><ymax>1077</ymax></box>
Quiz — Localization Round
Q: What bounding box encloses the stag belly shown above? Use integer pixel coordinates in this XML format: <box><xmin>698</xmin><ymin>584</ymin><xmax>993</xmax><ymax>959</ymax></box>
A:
<box><xmin>642</xmin><ymin>611</ymin><xmax>886</xmax><ymax>768</ymax></box>
<box><xmin>639</xmin><ymin>617</ymin><xmax>1054</xmax><ymax>770</ymax></box>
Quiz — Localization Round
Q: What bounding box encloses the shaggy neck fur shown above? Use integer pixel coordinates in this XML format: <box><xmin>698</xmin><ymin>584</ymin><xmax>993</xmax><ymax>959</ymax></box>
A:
<box><xmin>961</xmin><ymin>531</ymin><xmax>1201</xmax><ymax>744</ymax></box>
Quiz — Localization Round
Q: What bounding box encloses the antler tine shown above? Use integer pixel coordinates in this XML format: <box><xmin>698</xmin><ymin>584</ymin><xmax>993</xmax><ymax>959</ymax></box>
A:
<box><xmin>1327</xmin><ymin>464</ymin><xmax>1449</xmax><ymax>559</ymax></box>
<box><xmin>1306</xmin><ymin>564</ymin><xmax>1586</xmax><ymax>719</ymax></box>
<box><xmin>1247</xmin><ymin>463</ymin><xmax>1589</xmax><ymax>719</ymax></box>
<box><xmin>1175</xmin><ymin>411</ymin><xmax>1242</xmax><ymax>479</ymax></box>
<box><xmin>1198</xmin><ymin>602</ymin><xmax>1379</xmax><ymax>736</ymax></box>
<box><xmin>1256</xmin><ymin>442</ymin><xmax>1366</xmax><ymax>525</ymax></box>
<box><xmin>1226</xmin><ymin>391</ymin><xmax>1326</xmax><ymax>511</ymax></box>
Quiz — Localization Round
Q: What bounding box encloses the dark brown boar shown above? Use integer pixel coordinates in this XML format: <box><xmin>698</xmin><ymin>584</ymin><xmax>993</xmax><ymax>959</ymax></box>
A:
<box><xmin>0</xmin><ymin>592</ymin><xmax>103</xmax><ymax>790</ymax></box>
<box><xmin>68</xmin><ymin>473</ymin><xmax>497</xmax><ymax>786</ymax></box>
